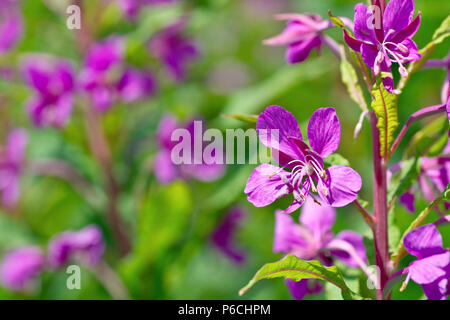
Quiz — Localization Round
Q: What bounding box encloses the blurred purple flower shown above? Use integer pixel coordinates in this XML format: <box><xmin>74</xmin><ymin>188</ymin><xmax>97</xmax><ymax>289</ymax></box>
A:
<box><xmin>398</xmin><ymin>224</ymin><xmax>450</xmax><ymax>300</ymax></box>
<box><xmin>118</xmin><ymin>0</ymin><xmax>176</xmax><ymax>20</ymax></box>
<box><xmin>48</xmin><ymin>225</ymin><xmax>105</xmax><ymax>268</ymax></box>
<box><xmin>245</xmin><ymin>106</ymin><xmax>362</xmax><ymax>213</ymax></box>
<box><xmin>388</xmin><ymin>149</ymin><xmax>450</xmax><ymax>214</ymax></box>
<box><xmin>211</xmin><ymin>206</ymin><xmax>246</xmax><ymax>264</ymax></box>
<box><xmin>344</xmin><ymin>0</ymin><xmax>421</xmax><ymax>92</ymax></box>
<box><xmin>80</xmin><ymin>37</ymin><xmax>156</xmax><ymax>111</ymax></box>
<box><xmin>0</xmin><ymin>0</ymin><xmax>22</xmax><ymax>54</ymax></box>
<box><xmin>117</xmin><ymin>68</ymin><xmax>156</xmax><ymax>102</ymax></box>
<box><xmin>0</xmin><ymin>129</ymin><xmax>27</xmax><ymax>209</ymax></box>
<box><xmin>154</xmin><ymin>114</ymin><xmax>224</xmax><ymax>184</ymax></box>
<box><xmin>264</xmin><ymin>14</ymin><xmax>328</xmax><ymax>64</ymax></box>
<box><xmin>22</xmin><ymin>56</ymin><xmax>76</xmax><ymax>127</ymax></box>
<box><xmin>148</xmin><ymin>21</ymin><xmax>198</xmax><ymax>81</ymax></box>
<box><xmin>274</xmin><ymin>198</ymin><xmax>367</xmax><ymax>299</ymax></box>
<box><xmin>0</xmin><ymin>246</ymin><xmax>45</xmax><ymax>291</ymax></box>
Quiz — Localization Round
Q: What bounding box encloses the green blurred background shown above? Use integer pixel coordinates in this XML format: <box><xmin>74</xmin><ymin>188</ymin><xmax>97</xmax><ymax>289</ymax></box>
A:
<box><xmin>0</xmin><ymin>0</ymin><xmax>448</xmax><ymax>300</ymax></box>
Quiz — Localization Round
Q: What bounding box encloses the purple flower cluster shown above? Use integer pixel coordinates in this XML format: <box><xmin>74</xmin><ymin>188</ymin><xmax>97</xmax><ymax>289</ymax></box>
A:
<box><xmin>0</xmin><ymin>225</ymin><xmax>105</xmax><ymax>291</ymax></box>
<box><xmin>245</xmin><ymin>106</ymin><xmax>362</xmax><ymax>213</ymax></box>
<box><xmin>154</xmin><ymin>114</ymin><xmax>224</xmax><ymax>184</ymax></box>
<box><xmin>274</xmin><ymin>198</ymin><xmax>367</xmax><ymax>299</ymax></box>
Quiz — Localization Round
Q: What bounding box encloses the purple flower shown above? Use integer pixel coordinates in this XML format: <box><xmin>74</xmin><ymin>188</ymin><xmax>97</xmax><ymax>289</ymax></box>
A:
<box><xmin>118</xmin><ymin>0</ymin><xmax>176</xmax><ymax>20</ymax></box>
<box><xmin>22</xmin><ymin>56</ymin><xmax>76</xmax><ymax>127</ymax></box>
<box><xmin>274</xmin><ymin>198</ymin><xmax>368</xmax><ymax>299</ymax></box>
<box><xmin>0</xmin><ymin>129</ymin><xmax>27</xmax><ymax>209</ymax></box>
<box><xmin>399</xmin><ymin>224</ymin><xmax>450</xmax><ymax>300</ymax></box>
<box><xmin>80</xmin><ymin>38</ymin><xmax>156</xmax><ymax>111</ymax></box>
<box><xmin>0</xmin><ymin>247</ymin><xmax>45</xmax><ymax>291</ymax></box>
<box><xmin>344</xmin><ymin>0</ymin><xmax>421</xmax><ymax>92</ymax></box>
<box><xmin>245</xmin><ymin>106</ymin><xmax>362</xmax><ymax>213</ymax></box>
<box><xmin>211</xmin><ymin>207</ymin><xmax>246</xmax><ymax>264</ymax></box>
<box><xmin>154</xmin><ymin>114</ymin><xmax>225</xmax><ymax>184</ymax></box>
<box><xmin>389</xmin><ymin>150</ymin><xmax>450</xmax><ymax>214</ymax></box>
<box><xmin>47</xmin><ymin>225</ymin><xmax>105</xmax><ymax>268</ymax></box>
<box><xmin>148</xmin><ymin>21</ymin><xmax>198</xmax><ymax>81</ymax></box>
<box><xmin>116</xmin><ymin>68</ymin><xmax>156</xmax><ymax>102</ymax></box>
<box><xmin>0</xmin><ymin>0</ymin><xmax>22</xmax><ymax>54</ymax></box>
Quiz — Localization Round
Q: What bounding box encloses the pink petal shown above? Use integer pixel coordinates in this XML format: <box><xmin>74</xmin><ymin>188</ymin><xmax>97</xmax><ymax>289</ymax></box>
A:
<box><xmin>307</xmin><ymin>108</ymin><xmax>340</xmax><ymax>158</ymax></box>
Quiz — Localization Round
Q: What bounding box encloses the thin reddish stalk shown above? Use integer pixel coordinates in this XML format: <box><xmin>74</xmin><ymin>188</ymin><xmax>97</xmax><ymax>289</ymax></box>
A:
<box><xmin>369</xmin><ymin>112</ymin><xmax>389</xmax><ymax>300</ymax></box>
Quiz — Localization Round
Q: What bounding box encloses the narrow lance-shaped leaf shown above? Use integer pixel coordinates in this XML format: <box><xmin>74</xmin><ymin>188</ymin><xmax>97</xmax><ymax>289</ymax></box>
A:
<box><xmin>221</xmin><ymin>114</ymin><xmax>258</xmax><ymax>124</ymax></box>
<box><xmin>239</xmin><ymin>254</ymin><xmax>355</xmax><ymax>300</ymax></box>
<box><xmin>340</xmin><ymin>46</ymin><xmax>368</xmax><ymax>112</ymax></box>
<box><xmin>391</xmin><ymin>183</ymin><xmax>450</xmax><ymax>267</ymax></box>
<box><xmin>371</xmin><ymin>82</ymin><xmax>399</xmax><ymax>158</ymax></box>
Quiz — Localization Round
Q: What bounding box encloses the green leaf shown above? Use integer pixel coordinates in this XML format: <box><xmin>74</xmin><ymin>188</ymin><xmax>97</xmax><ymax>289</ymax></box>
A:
<box><xmin>339</xmin><ymin>47</ymin><xmax>368</xmax><ymax>112</ymax></box>
<box><xmin>221</xmin><ymin>114</ymin><xmax>258</xmax><ymax>124</ymax></box>
<box><xmin>432</xmin><ymin>15</ymin><xmax>450</xmax><ymax>42</ymax></box>
<box><xmin>328</xmin><ymin>10</ymin><xmax>345</xmax><ymax>29</ymax></box>
<box><xmin>392</xmin><ymin>183</ymin><xmax>450</xmax><ymax>265</ymax></box>
<box><xmin>324</xmin><ymin>153</ymin><xmax>350</xmax><ymax>166</ymax></box>
<box><xmin>387</xmin><ymin>157</ymin><xmax>421</xmax><ymax>203</ymax></box>
<box><xmin>239</xmin><ymin>254</ymin><xmax>355</xmax><ymax>300</ymax></box>
<box><xmin>371</xmin><ymin>82</ymin><xmax>399</xmax><ymax>158</ymax></box>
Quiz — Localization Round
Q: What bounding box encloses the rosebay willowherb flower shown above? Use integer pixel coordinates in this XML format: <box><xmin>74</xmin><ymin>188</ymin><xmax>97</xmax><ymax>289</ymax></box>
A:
<box><xmin>0</xmin><ymin>247</ymin><xmax>45</xmax><ymax>291</ymax></box>
<box><xmin>154</xmin><ymin>114</ymin><xmax>225</xmax><ymax>184</ymax></box>
<box><xmin>148</xmin><ymin>21</ymin><xmax>198</xmax><ymax>81</ymax></box>
<box><xmin>0</xmin><ymin>0</ymin><xmax>22</xmax><ymax>54</ymax></box>
<box><xmin>396</xmin><ymin>224</ymin><xmax>450</xmax><ymax>300</ymax></box>
<box><xmin>21</xmin><ymin>56</ymin><xmax>76</xmax><ymax>127</ymax></box>
<box><xmin>0</xmin><ymin>129</ymin><xmax>27</xmax><ymax>209</ymax></box>
<box><xmin>47</xmin><ymin>225</ymin><xmax>106</xmax><ymax>268</ymax></box>
<box><xmin>343</xmin><ymin>0</ymin><xmax>421</xmax><ymax>92</ymax></box>
<box><xmin>211</xmin><ymin>206</ymin><xmax>247</xmax><ymax>264</ymax></box>
<box><xmin>245</xmin><ymin>106</ymin><xmax>362</xmax><ymax>213</ymax></box>
<box><xmin>274</xmin><ymin>198</ymin><xmax>367</xmax><ymax>300</ymax></box>
<box><xmin>80</xmin><ymin>37</ymin><xmax>156</xmax><ymax>111</ymax></box>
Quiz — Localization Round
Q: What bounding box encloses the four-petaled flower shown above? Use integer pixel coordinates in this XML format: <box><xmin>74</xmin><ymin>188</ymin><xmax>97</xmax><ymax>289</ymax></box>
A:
<box><xmin>274</xmin><ymin>198</ymin><xmax>367</xmax><ymax>299</ymax></box>
<box><xmin>0</xmin><ymin>129</ymin><xmax>27</xmax><ymax>209</ymax></box>
<box><xmin>263</xmin><ymin>14</ymin><xmax>327</xmax><ymax>64</ymax></box>
<box><xmin>0</xmin><ymin>246</ymin><xmax>45</xmax><ymax>291</ymax></box>
<box><xmin>47</xmin><ymin>225</ymin><xmax>105</xmax><ymax>268</ymax></box>
<box><xmin>80</xmin><ymin>37</ymin><xmax>156</xmax><ymax>111</ymax></box>
<box><xmin>398</xmin><ymin>224</ymin><xmax>450</xmax><ymax>300</ymax></box>
<box><xmin>344</xmin><ymin>0</ymin><xmax>421</xmax><ymax>92</ymax></box>
<box><xmin>245</xmin><ymin>106</ymin><xmax>362</xmax><ymax>213</ymax></box>
<box><xmin>154</xmin><ymin>114</ymin><xmax>224</xmax><ymax>184</ymax></box>
<box><xmin>22</xmin><ymin>56</ymin><xmax>76</xmax><ymax>127</ymax></box>
<box><xmin>148</xmin><ymin>21</ymin><xmax>198</xmax><ymax>81</ymax></box>
<box><xmin>211</xmin><ymin>206</ymin><xmax>247</xmax><ymax>264</ymax></box>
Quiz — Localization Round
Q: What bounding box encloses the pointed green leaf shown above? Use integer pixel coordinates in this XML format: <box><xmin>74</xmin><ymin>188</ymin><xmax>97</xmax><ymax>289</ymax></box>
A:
<box><xmin>340</xmin><ymin>47</ymin><xmax>368</xmax><ymax>112</ymax></box>
<box><xmin>392</xmin><ymin>183</ymin><xmax>450</xmax><ymax>265</ymax></box>
<box><xmin>371</xmin><ymin>83</ymin><xmax>399</xmax><ymax>157</ymax></box>
<box><xmin>328</xmin><ymin>10</ymin><xmax>345</xmax><ymax>29</ymax></box>
<box><xmin>221</xmin><ymin>114</ymin><xmax>258</xmax><ymax>123</ymax></box>
<box><xmin>239</xmin><ymin>254</ymin><xmax>355</xmax><ymax>300</ymax></box>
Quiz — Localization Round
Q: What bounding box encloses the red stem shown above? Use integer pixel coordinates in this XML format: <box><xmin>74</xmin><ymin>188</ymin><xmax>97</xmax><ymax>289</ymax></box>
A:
<box><xmin>369</xmin><ymin>112</ymin><xmax>389</xmax><ymax>300</ymax></box>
